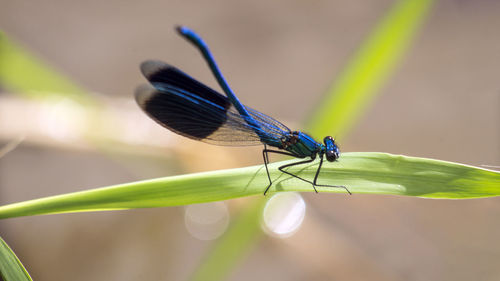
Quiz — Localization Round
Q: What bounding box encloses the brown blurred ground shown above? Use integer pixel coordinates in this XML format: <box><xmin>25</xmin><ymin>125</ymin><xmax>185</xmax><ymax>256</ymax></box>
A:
<box><xmin>1</xmin><ymin>0</ymin><xmax>499</xmax><ymax>280</ymax></box>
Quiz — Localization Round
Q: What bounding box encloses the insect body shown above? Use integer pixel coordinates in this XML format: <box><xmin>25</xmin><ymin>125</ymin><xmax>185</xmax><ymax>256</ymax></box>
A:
<box><xmin>135</xmin><ymin>26</ymin><xmax>349</xmax><ymax>195</ymax></box>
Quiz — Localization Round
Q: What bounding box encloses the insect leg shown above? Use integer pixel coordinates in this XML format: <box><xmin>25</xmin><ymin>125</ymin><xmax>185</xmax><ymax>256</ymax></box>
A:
<box><xmin>262</xmin><ymin>145</ymin><xmax>273</xmax><ymax>195</ymax></box>
<box><xmin>277</xmin><ymin>158</ymin><xmax>318</xmax><ymax>192</ymax></box>
<box><xmin>265</xmin><ymin>151</ymin><xmax>351</xmax><ymax>194</ymax></box>
<box><xmin>262</xmin><ymin>148</ymin><xmax>302</xmax><ymax>195</ymax></box>
<box><xmin>312</xmin><ymin>155</ymin><xmax>351</xmax><ymax>195</ymax></box>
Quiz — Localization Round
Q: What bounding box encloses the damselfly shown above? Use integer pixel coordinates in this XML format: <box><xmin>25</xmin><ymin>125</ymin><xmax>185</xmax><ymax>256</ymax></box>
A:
<box><xmin>135</xmin><ymin>26</ymin><xmax>349</xmax><ymax>195</ymax></box>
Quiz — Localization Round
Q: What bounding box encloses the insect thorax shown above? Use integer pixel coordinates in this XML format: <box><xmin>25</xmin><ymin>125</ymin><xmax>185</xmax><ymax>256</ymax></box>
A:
<box><xmin>279</xmin><ymin>131</ymin><xmax>322</xmax><ymax>158</ymax></box>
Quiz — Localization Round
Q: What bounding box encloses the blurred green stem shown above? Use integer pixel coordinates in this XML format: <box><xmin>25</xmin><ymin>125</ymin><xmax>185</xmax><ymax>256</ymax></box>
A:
<box><xmin>307</xmin><ymin>0</ymin><xmax>434</xmax><ymax>139</ymax></box>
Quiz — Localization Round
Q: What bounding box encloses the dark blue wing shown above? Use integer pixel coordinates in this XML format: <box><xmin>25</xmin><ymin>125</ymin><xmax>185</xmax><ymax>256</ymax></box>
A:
<box><xmin>135</xmin><ymin>61</ymin><xmax>291</xmax><ymax>147</ymax></box>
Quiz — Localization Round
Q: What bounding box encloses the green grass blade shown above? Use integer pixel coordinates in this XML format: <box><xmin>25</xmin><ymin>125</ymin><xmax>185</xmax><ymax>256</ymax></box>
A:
<box><xmin>306</xmin><ymin>0</ymin><xmax>434</xmax><ymax>138</ymax></box>
<box><xmin>0</xmin><ymin>153</ymin><xmax>498</xmax><ymax>219</ymax></box>
<box><xmin>0</xmin><ymin>236</ymin><xmax>33</xmax><ymax>281</ymax></box>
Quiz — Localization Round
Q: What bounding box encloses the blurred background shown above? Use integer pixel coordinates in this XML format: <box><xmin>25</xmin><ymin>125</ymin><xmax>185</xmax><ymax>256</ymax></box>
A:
<box><xmin>1</xmin><ymin>0</ymin><xmax>499</xmax><ymax>280</ymax></box>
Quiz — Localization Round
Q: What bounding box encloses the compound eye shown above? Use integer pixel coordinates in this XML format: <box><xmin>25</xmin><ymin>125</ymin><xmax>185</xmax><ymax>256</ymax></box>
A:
<box><xmin>325</xmin><ymin>150</ymin><xmax>338</xmax><ymax>162</ymax></box>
